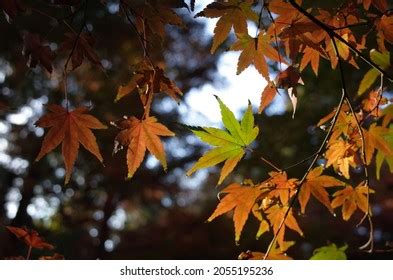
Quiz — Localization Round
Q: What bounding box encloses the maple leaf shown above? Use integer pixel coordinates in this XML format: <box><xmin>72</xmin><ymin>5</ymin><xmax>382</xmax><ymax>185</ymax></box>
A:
<box><xmin>259</xmin><ymin>82</ymin><xmax>278</xmax><ymax>113</ymax></box>
<box><xmin>325</xmin><ymin>139</ymin><xmax>357</xmax><ymax>179</ymax></box>
<box><xmin>375</xmin><ymin>125</ymin><xmax>393</xmax><ymax>179</ymax></box>
<box><xmin>238</xmin><ymin>241</ymin><xmax>294</xmax><ymax>260</ymax></box>
<box><xmin>266</xmin><ymin>171</ymin><xmax>298</xmax><ymax>205</ymax></box>
<box><xmin>375</xmin><ymin>14</ymin><xmax>393</xmax><ymax>45</ymax></box>
<box><xmin>310</xmin><ymin>243</ymin><xmax>347</xmax><ymax>260</ymax></box>
<box><xmin>60</xmin><ymin>32</ymin><xmax>102</xmax><ymax>70</ymax></box>
<box><xmin>22</xmin><ymin>33</ymin><xmax>55</xmax><ymax>73</ymax></box>
<box><xmin>196</xmin><ymin>0</ymin><xmax>257</xmax><ymax>53</ymax></box>
<box><xmin>358</xmin><ymin>50</ymin><xmax>390</xmax><ymax>96</ymax></box>
<box><xmin>360</xmin><ymin>0</ymin><xmax>388</xmax><ymax>11</ymax></box>
<box><xmin>298</xmin><ymin>167</ymin><xmax>344</xmax><ymax>214</ymax></box>
<box><xmin>265</xmin><ymin>204</ymin><xmax>303</xmax><ymax>250</ymax></box>
<box><xmin>275</xmin><ymin>66</ymin><xmax>304</xmax><ymax>118</ymax></box>
<box><xmin>361</xmin><ymin>90</ymin><xmax>387</xmax><ymax>118</ymax></box>
<box><xmin>331</xmin><ymin>183</ymin><xmax>374</xmax><ymax>221</ymax></box>
<box><xmin>113</xmin><ymin>116</ymin><xmax>174</xmax><ymax>178</ymax></box>
<box><xmin>116</xmin><ymin>60</ymin><xmax>182</xmax><ymax>103</ymax></box>
<box><xmin>0</xmin><ymin>0</ymin><xmax>24</xmax><ymax>22</ymax></box>
<box><xmin>7</xmin><ymin>226</ymin><xmax>54</xmax><ymax>250</ymax></box>
<box><xmin>230</xmin><ymin>32</ymin><xmax>281</xmax><ymax>79</ymax></box>
<box><xmin>187</xmin><ymin>97</ymin><xmax>259</xmax><ymax>184</ymax></box>
<box><xmin>127</xmin><ymin>0</ymin><xmax>184</xmax><ymax>40</ymax></box>
<box><xmin>364</xmin><ymin>123</ymin><xmax>393</xmax><ymax>165</ymax></box>
<box><xmin>35</xmin><ymin>105</ymin><xmax>107</xmax><ymax>184</ymax></box>
<box><xmin>208</xmin><ymin>182</ymin><xmax>265</xmax><ymax>243</ymax></box>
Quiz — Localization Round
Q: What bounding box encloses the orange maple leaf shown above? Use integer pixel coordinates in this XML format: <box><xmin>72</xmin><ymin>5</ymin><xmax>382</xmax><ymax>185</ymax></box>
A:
<box><xmin>196</xmin><ymin>0</ymin><xmax>257</xmax><ymax>53</ymax></box>
<box><xmin>364</xmin><ymin>123</ymin><xmax>393</xmax><ymax>164</ymax></box>
<box><xmin>35</xmin><ymin>105</ymin><xmax>107</xmax><ymax>184</ymax></box>
<box><xmin>208</xmin><ymin>182</ymin><xmax>265</xmax><ymax>243</ymax></box>
<box><xmin>113</xmin><ymin>116</ymin><xmax>174</xmax><ymax>178</ymax></box>
<box><xmin>7</xmin><ymin>226</ymin><xmax>54</xmax><ymax>250</ymax></box>
<box><xmin>331</xmin><ymin>183</ymin><xmax>374</xmax><ymax>221</ymax></box>
<box><xmin>230</xmin><ymin>32</ymin><xmax>281</xmax><ymax>79</ymax></box>
<box><xmin>266</xmin><ymin>171</ymin><xmax>298</xmax><ymax>205</ymax></box>
<box><xmin>265</xmin><ymin>204</ymin><xmax>303</xmax><ymax>250</ymax></box>
<box><xmin>238</xmin><ymin>241</ymin><xmax>294</xmax><ymax>260</ymax></box>
<box><xmin>298</xmin><ymin>167</ymin><xmax>344</xmax><ymax>214</ymax></box>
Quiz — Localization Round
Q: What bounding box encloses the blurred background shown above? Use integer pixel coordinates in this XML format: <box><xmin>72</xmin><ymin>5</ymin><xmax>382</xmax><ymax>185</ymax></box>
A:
<box><xmin>0</xmin><ymin>0</ymin><xmax>392</xmax><ymax>259</ymax></box>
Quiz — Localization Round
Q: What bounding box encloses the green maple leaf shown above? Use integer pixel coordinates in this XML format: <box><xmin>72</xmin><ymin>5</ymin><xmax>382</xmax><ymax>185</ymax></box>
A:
<box><xmin>186</xmin><ymin>96</ymin><xmax>259</xmax><ymax>184</ymax></box>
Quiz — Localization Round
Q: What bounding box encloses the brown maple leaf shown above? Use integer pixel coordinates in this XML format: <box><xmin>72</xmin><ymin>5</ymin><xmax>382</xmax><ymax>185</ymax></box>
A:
<box><xmin>7</xmin><ymin>226</ymin><xmax>54</xmax><ymax>250</ymax></box>
<box><xmin>60</xmin><ymin>32</ymin><xmax>102</xmax><ymax>70</ymax></box>
<box><xmin>331</xmin><ymin>183</ymin><xmax>374</xmax><ymax>221</ymax></box>
<box><xmin>35</xmin><ymin>105</ymin><xmax>107</xmax><ymax>184</ymax></box>
<box><xmin>116</xmin><ymin>60</ymin><xmax>182</xmax><ymax>103</ymax></box>
<box><xmin>208</xmin><ymin>182</ymin><xmax>265</xmax><ymax>243</ymax></box>
<box><xmin>298</xmin><ymin>167</ymin><xmax>344</xmax><ymax>214</ymax></box>
<box><xmin>22</xmin><ymin>33</ymin><xmax>55</xmax><ymax>73</ymax></box>
<box><xmin>113</xmin><ymin>116</ymin><xmax>174</xmax><ymax>178</ymax></box>
<box><xmin>259</xmin><ymin>82</ymin><xmax>278</xmax><ymax>113</ymax></box>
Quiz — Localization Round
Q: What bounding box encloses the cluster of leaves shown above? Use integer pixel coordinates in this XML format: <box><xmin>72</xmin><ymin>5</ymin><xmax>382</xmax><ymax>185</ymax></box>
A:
<box><xmin>2</xmin><ymin>0</ymin><xmax>393</xmax><ymax>260</ymax></box>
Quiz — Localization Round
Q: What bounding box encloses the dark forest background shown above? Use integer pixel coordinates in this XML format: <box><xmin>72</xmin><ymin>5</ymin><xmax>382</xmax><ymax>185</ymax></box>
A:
<box><xmin>0</xmin><ymin>0</ymin><xmax>392</xmax><ymax>259</ymax></box>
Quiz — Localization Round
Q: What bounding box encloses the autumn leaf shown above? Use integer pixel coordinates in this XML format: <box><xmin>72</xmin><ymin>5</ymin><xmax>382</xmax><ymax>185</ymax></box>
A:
<box><xmin>375</xmin><ymin>14</ymin><xmax>393</xmax><ymax>45</ymax></box>
<box><xmin>376</xmin><ymin>125</ymin><xmax>393</xmax><ymax>179</ymax></box>
<box><xmin>196</xmin><ymin>0</ymin><xmax>257</xmax><ymax>53</ymax></box>
<box><xmin>22</xmin><ymin>33</ymin><xmax>55</xmax><ymax>73</ymax></box>
<box><xmin>331</xmin><ymin>183</ymin><xmax>374</xmax><ymax>221</ymax></box>
<box><xmin>298</xmin><ymin>167</ymin><xmax>344</xmax><ymax>214</ymax></box>
<box><xmin>187</xmin><ymin>97</ymin><xmax>258</xmax><ymax>184</ymax></box>
<box><xmin>265</xmin><ymin>204</ymin><xmax>303</xmax><ymax>250</ymax></box>
<box><xmin>208</xmin><ymin>182</ymin><xmax>265</xmax><ymax>243</ymax></box>
<box><xmin>238</xmin><ymin>241</ymin><xmax>294</xmax><ymax>260</ymax></box>
<box><xmin>364</xmin><ymin>123</ymin><xmax>393</xmax><ymax>165</ymax></box>
<box><xmin>7</xmin><ymin>226</ymin><xmax>54</xmax><ymax>250</ymax></box>
<box><xmin>230</xmin><ymin>32</ymin><xmax>281</xmax><ymax>79</ymax></box>
<box><xmin>113</xmin><ymin>116</ymin><xmax>174</xmax><ymax>178</ymax></box>
<box><xmin>259</xmin><ymin>82</ymin><xmax>278</xmax><ymax>113</ymax></box>
<box><xmin>35</xmin><ymin>105</ymin><xmax>107</xmax><ymax>184</ymax></box>
<box><xmin>116</xmin><ymin>60</ymin><xmax>182</xmax><ymax>103</ymax></box>
<box><xmin>266</xmin><ymin>171</ymin><xmax>298</xmax><ymax>205</ymax></box>
<box><xmin>325</xmin><ymin>139</ymin><xmax>357</xmax><ymax>179</ymax></box>
<box><xmin>60</xmin><ymin>32</ymin><xmax>102</xmax><ymax>70</ymax></box>
<box><xmin>275</xmin><ymin>66</ymin><xmax>304</xmax><ymax>118</ymax></box>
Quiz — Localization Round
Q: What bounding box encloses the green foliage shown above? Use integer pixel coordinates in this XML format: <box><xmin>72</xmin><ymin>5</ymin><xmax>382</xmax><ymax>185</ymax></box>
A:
<box><xmin>310</xmin><ymin>244</ymin><xmax>348</xmax><ymax>260</ymax></box>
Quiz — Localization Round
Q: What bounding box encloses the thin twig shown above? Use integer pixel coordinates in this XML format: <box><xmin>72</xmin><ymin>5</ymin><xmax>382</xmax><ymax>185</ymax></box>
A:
<box><xmin>260</xmin><ymin>156</ymin><xmax>282</xmax><ymax>172</ymax></box>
